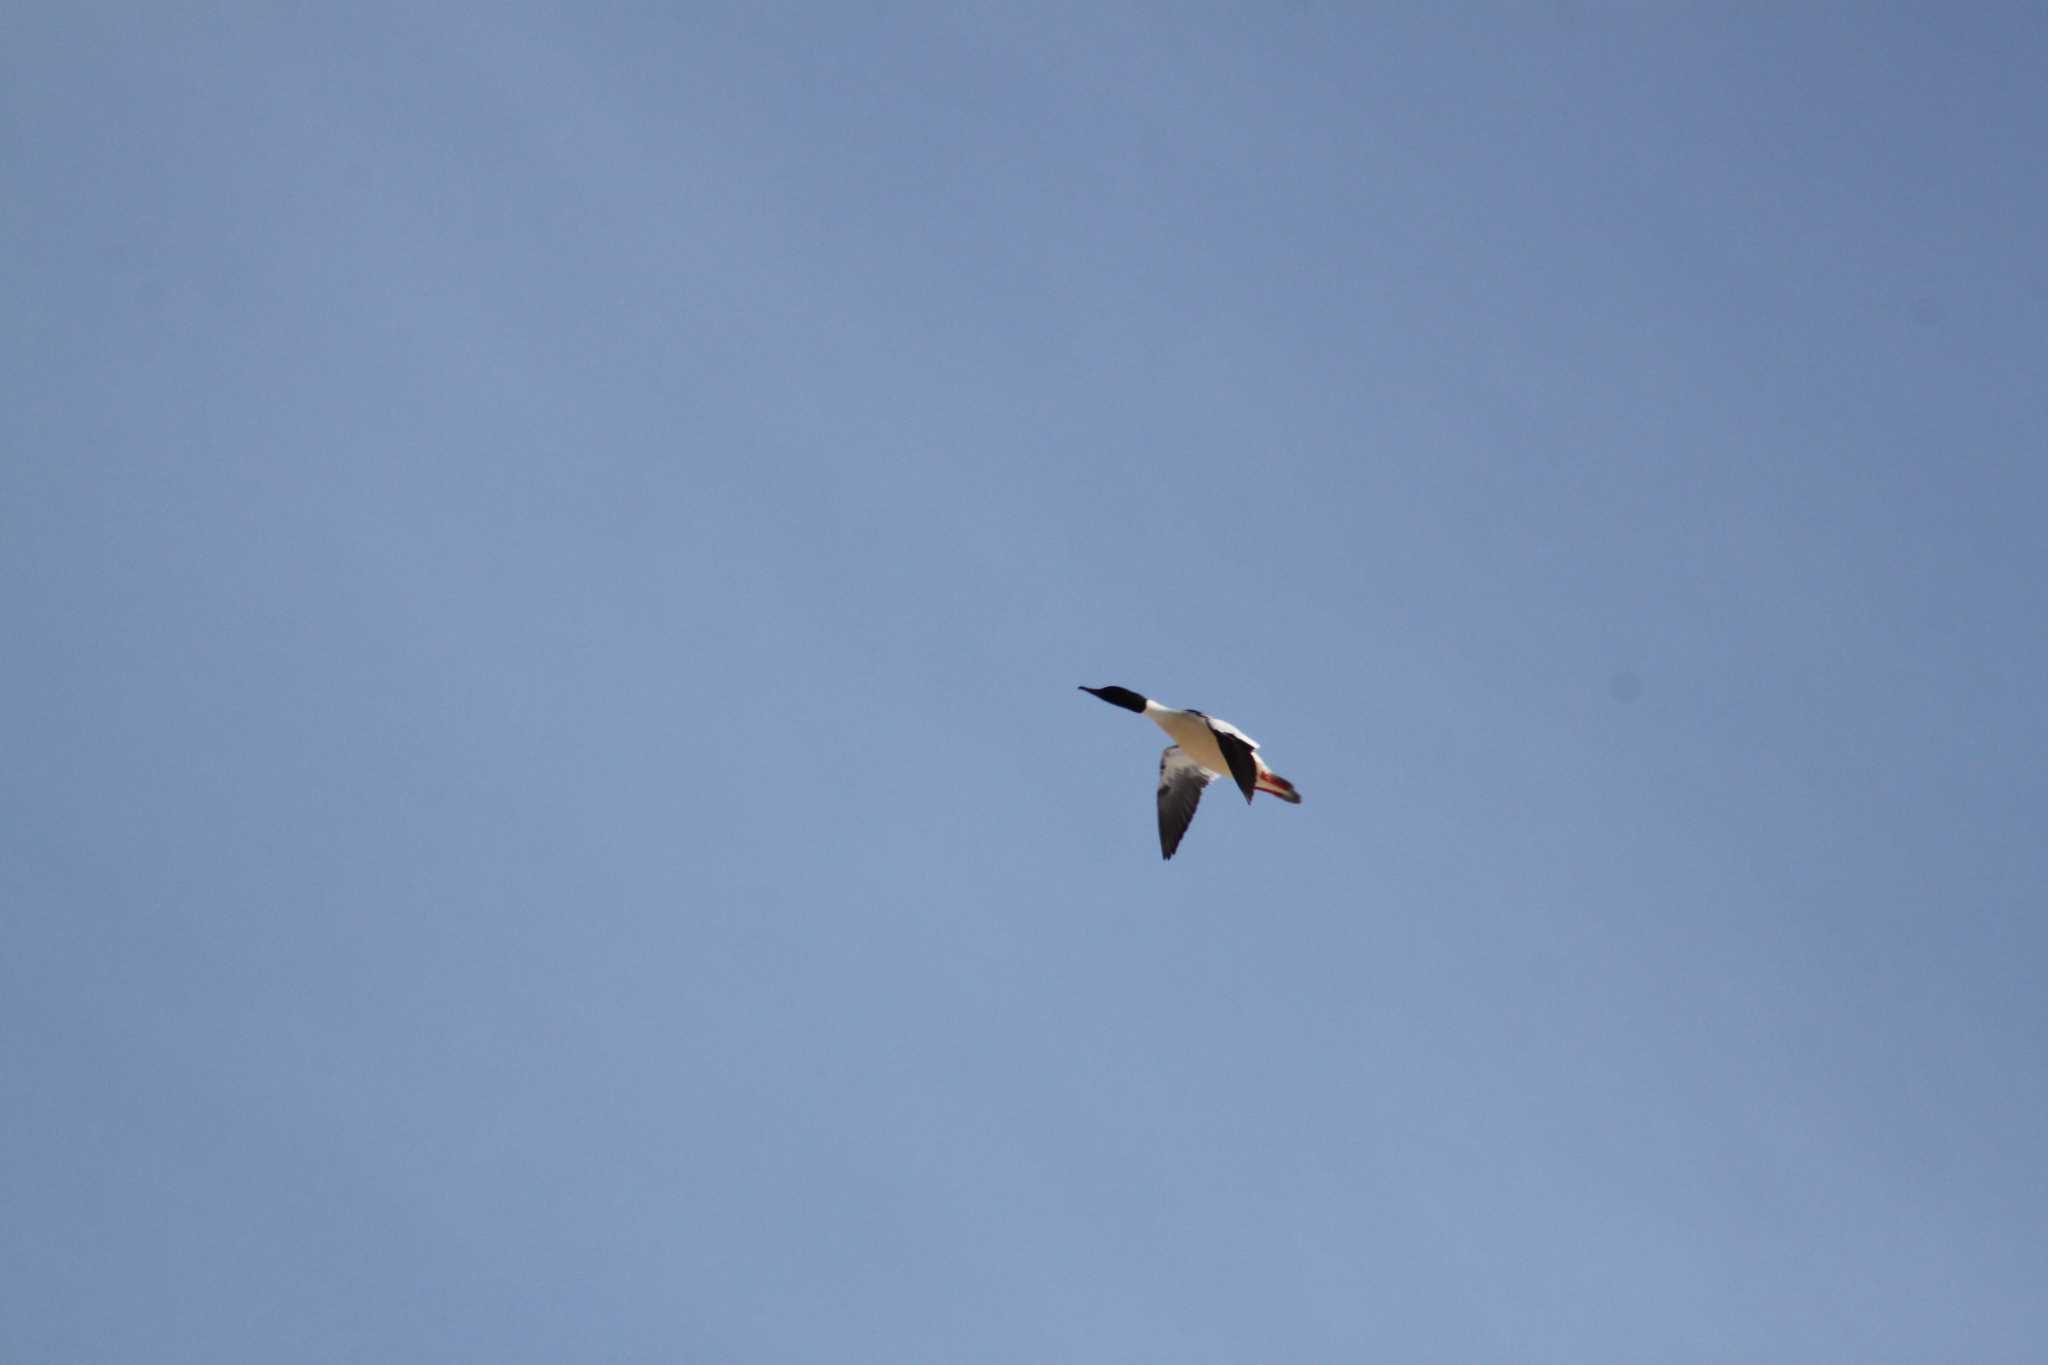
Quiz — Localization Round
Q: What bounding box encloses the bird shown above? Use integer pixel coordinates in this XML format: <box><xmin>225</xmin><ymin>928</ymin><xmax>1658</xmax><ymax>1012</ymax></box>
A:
<box><xmin>1079</xmin><ymin>685</ymin><xmax>1301</xmax><ymax>859</ymax></box>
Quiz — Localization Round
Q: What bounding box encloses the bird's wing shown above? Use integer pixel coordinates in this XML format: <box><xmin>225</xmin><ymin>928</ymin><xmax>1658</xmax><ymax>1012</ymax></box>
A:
<box><xmin>1203</xmin><ymin>715</ymin><xmax>1260</xmax><ymax>749</ymax></box>
<box><xmin>1206</xmin><ymin>720</ymin><xmax>1262</xmax><ymax>804</ymax></box>
<box><xmin>1157</xmin><ymin>746</ymin><xmax>1216</xmax><ymax>860</ymax></box>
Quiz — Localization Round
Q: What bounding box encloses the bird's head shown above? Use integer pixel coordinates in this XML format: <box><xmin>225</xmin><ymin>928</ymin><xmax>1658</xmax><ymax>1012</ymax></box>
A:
<box><xmin>1079</xmin><ymin>685</ymin><xmax>1148</xmax><ymax>713</ymax></box>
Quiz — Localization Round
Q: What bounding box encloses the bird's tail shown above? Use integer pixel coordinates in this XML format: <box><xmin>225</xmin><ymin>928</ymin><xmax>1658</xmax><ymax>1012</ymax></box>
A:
<box><xmin>1255</xmin><ymin>769</ymin><xmax>1302</xmax><ymax>804</ymax></box>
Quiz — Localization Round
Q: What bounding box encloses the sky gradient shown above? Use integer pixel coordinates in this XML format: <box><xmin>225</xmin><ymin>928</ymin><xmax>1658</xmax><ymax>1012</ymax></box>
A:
<box><xmin>6</xmin><ymin>5</ymin><xmax>2046</xmax><ymax>1361</ymax></box>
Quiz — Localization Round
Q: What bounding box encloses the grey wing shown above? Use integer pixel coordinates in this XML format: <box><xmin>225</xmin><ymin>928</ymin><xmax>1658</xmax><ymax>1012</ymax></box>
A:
<box><xmin>1208</xmin><ymin>722</ymin><xmax>1261</xmax><ymax>805</ymax></box>
<box><xmin>1156</xmin><ymin>746</ymin><xmax>1216</xmax><ymax>860</ymax></box>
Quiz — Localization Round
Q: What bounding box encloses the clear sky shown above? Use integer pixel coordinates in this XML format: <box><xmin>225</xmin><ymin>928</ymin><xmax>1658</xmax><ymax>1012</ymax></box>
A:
<box><xmin>6</xmin><ymin>5</ymin><xmax>2045</xmax><ymax>1361</ymax></box>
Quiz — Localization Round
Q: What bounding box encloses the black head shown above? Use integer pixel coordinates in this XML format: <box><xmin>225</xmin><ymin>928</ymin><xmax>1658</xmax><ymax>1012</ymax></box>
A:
<box><xmin>1079</xmin><ymin>685</ymin><xmax>1148</xmax><ymax>713</ymax></box>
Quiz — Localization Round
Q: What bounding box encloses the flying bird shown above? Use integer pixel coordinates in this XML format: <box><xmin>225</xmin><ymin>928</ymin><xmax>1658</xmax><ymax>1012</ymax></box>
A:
<box><xmin>1079</xmin><ymin>685</ymin><xmax>1302</xmax><ymax>859</ymax></box>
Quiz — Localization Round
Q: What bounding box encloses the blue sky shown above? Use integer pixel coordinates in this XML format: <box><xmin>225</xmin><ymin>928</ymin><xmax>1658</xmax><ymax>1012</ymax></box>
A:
<box><xmin>6</xmin><ymin>5</ymin><xmax>2045</xmax><ymax>1361</ymax></box>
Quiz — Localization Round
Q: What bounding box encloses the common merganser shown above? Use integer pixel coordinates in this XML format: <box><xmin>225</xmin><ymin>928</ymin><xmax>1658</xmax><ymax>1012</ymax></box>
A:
<box><xmin>1079</xmin><ymin>685</ymin><xmax>1302</xmax><ymax>860</ymax></box>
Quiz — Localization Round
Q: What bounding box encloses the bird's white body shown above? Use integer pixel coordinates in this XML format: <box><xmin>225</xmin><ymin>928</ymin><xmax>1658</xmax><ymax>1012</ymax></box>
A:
<box><xmin>1143</xmin><ymin>701</ymin><xmax>1259</xmax><ymax>785</ymax></box>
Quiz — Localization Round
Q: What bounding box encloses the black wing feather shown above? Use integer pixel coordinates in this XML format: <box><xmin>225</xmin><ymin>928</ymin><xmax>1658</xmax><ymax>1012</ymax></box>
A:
<box><xmin>1210</xmin><ymin>725</ymin><xmax>1261</xmax><ymax>804</ymax></box>
<box><xmin>1156</xmin><ymin>747</ymin><xmax>1213</xmax><ymax>860</ymax></box>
